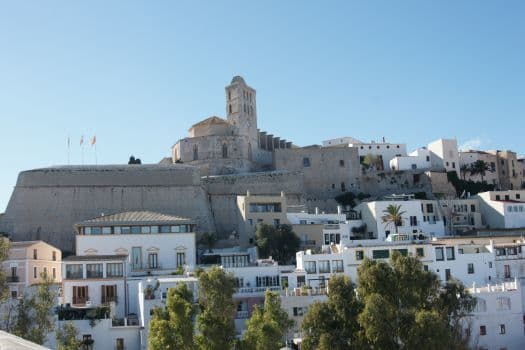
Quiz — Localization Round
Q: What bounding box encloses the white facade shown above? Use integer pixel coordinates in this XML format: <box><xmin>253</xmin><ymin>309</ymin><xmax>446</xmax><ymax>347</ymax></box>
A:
<box><xmin>476</xmin><ymin>191</ymin><xmax>525</xmax><ymax>229</ymax></box>
<box><xmin>76</xmin><ymin>233</ymin><xmax>196</xmax><ymax>274</ymax></box>
<box><xmin>389</xmin><ymin>147</ymin><xmax>432</xmax><ymax>171</ymax></box>
<box><xmin>466</xmin><ymin>280</ymin><xmax>525</xmax><ymax>350</ymax></box>
<box><xmin>356</xmin><ymin>200</ymin><xmax>445</xmax><ymax>240</ymax></box>
<box><xmin>427</xmin><ymin>138</ymin><xmax>460</xmax><ymax>175</ymax></box>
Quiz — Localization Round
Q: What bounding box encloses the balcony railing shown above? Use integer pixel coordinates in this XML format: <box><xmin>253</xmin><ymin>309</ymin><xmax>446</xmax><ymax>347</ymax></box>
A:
<box><xmin>66</xmin><ymin>272</ymin><xmax>83</xmax><ymax>279</ymax></box>
<box><xmin>324</xmin><ymin>224</ymin><xmax>340</xmax><ymax>230</ymax></box>
<box><xmin>72</xmin><ymin>297</ymin><xmax>88</xmax><ymax>305</ymax></box>
<box><xmin>7</xmin><ymin>276</ymin><xmax>20</xmax><ymax>282</ymax></box>
<box><xmin>236</xmin><ymin>310</ymin><xmax>249</xmax><ymax>319</ymax></box>
<box><xmin>86</xmin><ymin>271</ymin><xmax>103</xmax><ymax>279</ymax></box>
<box><xmin>102</xmin><ymin>296</ymin><xmax>118</xmax><ymax>304</ymax></box>
<box><xmin>236</xmin><ymin>286</ymin><xmax>280</xmax><ymax>294</ymax></box>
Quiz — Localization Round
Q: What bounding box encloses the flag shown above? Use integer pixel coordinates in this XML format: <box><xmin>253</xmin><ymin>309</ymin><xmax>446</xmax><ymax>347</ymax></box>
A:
<box><xmin>80</xmin><ymin>135</ymin><xmax>84</xmax><ymax>146</ymax></box>
<box><xmin>90</xmin><ymin>135</ymin><xmax>96</xmax><ymax>146</ymax></box>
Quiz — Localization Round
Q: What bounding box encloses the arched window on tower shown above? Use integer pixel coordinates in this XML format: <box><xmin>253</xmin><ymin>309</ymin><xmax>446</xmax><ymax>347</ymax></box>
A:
<box><xmin>222</xmin><ymin>144</ymin><xmax>228</xmax><ymax>158</ymax></box>
<box><xmin>248</xmin><ymin>143</ymin><xmax>252</xmax><ymax>161</ymax></box>
<box><xmin>193</xmin><ymin>144</ymin><xmax>198</xmax><ymax>161</ymax></box>
<box><xmin>228</xmin><ymin>91</ymin><xmax>231</xmax><ymax>100</ymax></box>
<box><xmin>229</xmin><ymin>104</ymin><xmax>232</xmax><ymax>114</ymax></box>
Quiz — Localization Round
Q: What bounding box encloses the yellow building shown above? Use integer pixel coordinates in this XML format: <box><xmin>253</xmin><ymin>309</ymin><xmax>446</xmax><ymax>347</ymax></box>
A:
<box><xmin>2</xmin><ymin>240</ymin><xmax>62</xmax><ymax>298</ymax></box>
<box><xmin>237</xmin><ymin>192</ymin><xmax>288</xmax><ymax>246</ymax></box>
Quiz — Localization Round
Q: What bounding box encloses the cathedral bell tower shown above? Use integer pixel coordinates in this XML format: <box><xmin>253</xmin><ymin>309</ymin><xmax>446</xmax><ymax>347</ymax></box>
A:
<box><xmin>225</xmin><ymin>76</ymin><xmax>258</xmax><ymax>143</ymax></box>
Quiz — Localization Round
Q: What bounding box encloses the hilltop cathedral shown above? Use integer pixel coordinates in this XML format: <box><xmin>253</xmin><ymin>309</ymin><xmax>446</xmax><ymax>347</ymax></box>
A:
<box><xmin>170</xmin><ymin>76</ymin><xmax>293</xmax><ymax>175</ymax></box>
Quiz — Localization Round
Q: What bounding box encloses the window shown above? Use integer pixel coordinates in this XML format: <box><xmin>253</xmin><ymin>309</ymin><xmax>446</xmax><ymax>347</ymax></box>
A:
<box><xmin>132</xmin><ymin>247</ymin><xmax>142</xmax><ymax>270</ymax></box>
<box><xmin>52</xmin><ymin>251</ymin><xmax>57</xmax><ymax>261</ymax></box>
<box><xmin>423</xmin><ymin>265</ymin><xmax>429</xmax><ymax>271</ymax></box>
<box><xmin>86</xmin><ymin>264</ymin><xmax>103</xmax><ymax>278</ymax></box>
<box><xmin>507</xmin><ymin>247</ymin><xmax>517</xmax><ymax>255</ymax></box>
<box><xmin>468</xmin><ymin>263</ymin><xmax>474</xmax><ymax>274</ymax></box>
<box><xmin>446</xmin><ymin>247</ymin><xmax>455</xmax><ymax>260</ymax></box>
<box><xmin>273</xmin><ymin>219</ymin><xmax>280</xmax><ymax>226</ymax></box>
<box><xmin>339</xmin><ymin>159</ymin><xmax>344</xmax><ymax>167</ymax></box>
<box><xmin>318</xmin><ymin>261</ymin><xmax>330</xmax><ymax>273</ymax></box>
<box><xmin>107</xmin><ymin>263</ymin><xmax>123</xmax><ymax>277</ymax></box>
<box><xmin>299</xmin><ymin>219</ymin><xmax>307</xmax><ymax>225</ymax></box>
<box><xmin>11</xmin><ymin>290</ymin><xmax>17</xmax><ymax>298</ymax></box>
<box><xmin>341</xmin><ymin>182</ymin><xmax>346</xmax><ymax>192</ymax></box>
<box><xmin>394</xmin><ymin>249</ymin><xmax>408</xmax><ymax>256</ymax></box>
<box><xmin>255</xmin><ymin>276</ymin><xmax>280</xmax><ymax>287</ymax></box>
<box><xmin>445</xmin><ymin>268</ymin><xmax>451</xmax><ymax>281</ymax></box>
<box><xmin>416</xmin><ymin>248</ymin><xmax>424</xmax><ymax>257</ymax></box>
<box><xmin>249</xmin><ymin>203</ymin><xmax>282</xmax><ymax>213</ymax></box>
<box><xmin>131</xmin><ymin>226</ymin><xmax>141</xmax><ymax>234</ymax></box>
<box><xmin>409</xmin><ymin>216</ymin><xmax>417</xmax><ymax>226</ymax></box>
<box><xmin>73</xmin><ymin>286</ymin><xmax>88</xmax><ymax>305</ymax></box>
<box><xmin>82</xmin><ymin>334</ymin><xmax>93</xmax><ymax>350</ymax></box>
<box><xmin>479</xmin><ymin>325</ymin><xmax>486</xmax><ymax>336</ymax></box>
<box><xmin>33</xmin><ymin>266</ymin><xmax>38</xmax><ymax>278</ymax></box>
<box><xmin>496</xmin><ymin>195</ymin><xmax>501</xmax><ymax>200</ymax></box>
<box><xmin>372</xmin><ymin>250</ymin><xmax>389</xmax><ymax>259</ymax></box>
<box><xmin>499</xmin><ymin>324</ymin><xmax>505</xmax><ymax>334</ymax></box>
<box><xmin>176</xmin><ymin>252</ymin><xmax>186</xmax><ymax>267</ymax></box>
<box><xmin>121</xmin><ymin>226</ymin><xmax>131</xmax><ymax>234</ymax></box>
<box><xmin>193</xmin><ymin>144</ymin><xmax>198</xmax><ymax>161</ymax></box>
<box><xmin>426</xmin><ymin>203</ymin><xmax>434</xmax><ymax>213</ymax></box>
<box><xmin>101</xmin><ymin>284</ymin><xmax>117</xmax><ymax>303</ymax></box>
<box><xmin>33</xmin><ymin>249</ymin><xmax>37</xmax><ymax>259</ymax></box>
<box><xmin>332</xmin><ymin>260</ymin><xmax>344</xmax><ymax>273</ymax></box>
<box><xmin>248</xmin><ymin>219</ymin><xmax>253</xmax><ymax>226</ymax></box>
<box><xmin>504</xmin><ymin>265</ymin><xmax>511</xmax><ymax>278</ymax></box>
<box><xmin>470</xmin><ymin>204</ymin><xmax>476</xmax><ymax>212</ymax></box>
<box><xmin>517</xmin><ymin>194</ymin><xmax>521</xmax><ymax>199</ymax></box>
<box><xmin>141</xmin><ymin>226</ymin><xmax>151</xmax><ymax>234</ymax></box>
<box><xmin>66</xmin><ymin>264</ymin><xmax>83</xmax><ymax>279</ymax></box>
<box><xmin>496</xmin><ymin>297</ymin><xmax>511</xmax><ymax>311</ymax></box>
<box><xmin>452</xmin><ymin>162</ymin><xmax>456</xmax><ymax>169</ymax></box>
<box><xmin>496</xmin><ymin>248</ymin><xmax>506</xmax><ymax>256</ymax></box>
<box><xmin>51</xmin><ymin>267</ymin><xmax>56</xmax><ymax>279</ymax></box>
<box><xmin>489</xmin><ymin>262</ymin><xmax>493</xmax><ymax>268</ymax></box>
<box><xmin>303</xmin><ymin>157</ymin><xmax>310</xmax><ymax>167</ymax></box>
<box><xmin>355</xmin><ymin>250</ymin><xmax>364</xmax><ymax>260</ymax></box>
<box><xmin>475</xmin><ymin>298</ymin><xmax>487</xmax><ymax>312</ymax></box>
<box><xmin>222</xmin><ymin>144</ymin><xmax>228</xmax><ymax>158</ymax></box>
<box><xmin>435</xmin><ymin>247</ymin><xmax>444</xmax><ymax>261</ymax></box>
<box><xmin>304</xmin><ymin>261</ymin><xmax>316</xmax><ymax>274</ymax></box>
<box><xmin>148</xmin><ymin>253</ymin><xmax>158</xmax><ymax>269</ymax></box>
<box><xmin>116</xmin><ymin>338</ymin><xmax>124</xmax><ymax>350</ymax></box>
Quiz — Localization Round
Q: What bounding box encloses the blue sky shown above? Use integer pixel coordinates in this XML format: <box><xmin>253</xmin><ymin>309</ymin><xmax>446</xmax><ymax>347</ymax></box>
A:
<box><xmin>1</xmin><ymin>1</ymin><xmax>524</xmax><ymax>211</ymax></box>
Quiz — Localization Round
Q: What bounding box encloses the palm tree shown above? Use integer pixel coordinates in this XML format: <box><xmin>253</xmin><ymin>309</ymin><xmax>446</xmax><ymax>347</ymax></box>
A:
<box><xmin>199</xmin><ymin>233</ymin><xmax>217</xmax><ymax>253</ymax></box>
<box><xmin>459</xmin><ymin>164</ymin><xmax>470</xmax><ymax>181</ymax></box>
<box><xmin>469</xmin><ymin>160</ymin><xmax>490</xmax><ymax>183</ymax></box>
<box><xmin>381</xmin><ymin>204</ymin><xmax>406</xmax><ymax>235</ymax></box>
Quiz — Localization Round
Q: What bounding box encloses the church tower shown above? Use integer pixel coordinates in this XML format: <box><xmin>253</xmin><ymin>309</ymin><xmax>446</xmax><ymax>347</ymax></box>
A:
<box><xmin>225</xmin><ymin>76</ymin><xmax>258</xmax><ymax>143</ymax></box>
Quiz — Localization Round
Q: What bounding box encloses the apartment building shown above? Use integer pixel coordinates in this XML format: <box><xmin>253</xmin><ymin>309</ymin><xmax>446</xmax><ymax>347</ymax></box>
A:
<box><xmin>2</xmin><ymin>240</ymin><xmax>61</xmax><ymax>298</ymax></box>
<box><xmin>476</xmin><ymin>190</ymin><xmax>525</xmax><ymax>229</ymax></box>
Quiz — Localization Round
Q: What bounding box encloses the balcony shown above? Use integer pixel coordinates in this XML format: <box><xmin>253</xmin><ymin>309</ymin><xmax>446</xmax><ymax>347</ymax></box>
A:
<box><xmin>86</xmin><ymin>271</ymin><xmax>103</xmax><ymax>279</ymax></box>
<box><xmin>66</xmin><ymin>272</ymin><xmax>83</xmax><ymax>279</ymax></box>
<box><xmin>57</xmin><ymin>304</ymin><xmax>110</xmax><ymax>321</ymax></box>
<box><xmin>72</xmin><ymin>296</ymin><xmax>88</xmax><ymax>305</ymax></box>
<box><xmin>102</xmin><ymin>296</ymin><xmax>118</xmax><ymax>304</ymax></box>
<box><xmin>236</xmin><ymin>286</ymin><xmax>280</xmax><ymax>294</ymax></box>
<box><xmin>7</xmin><ymin>276</ymin><xmax>20</xmax><ymax>283</ymax></box>
<box><xmin>236</xmin><ymin>310</ymin><xmax>249</xmax><ymax>319</ymax></box>
<box><xmin>324</xmin><ymin>224</ymin><xmax>340</xmax><ymax>230</ymax></box>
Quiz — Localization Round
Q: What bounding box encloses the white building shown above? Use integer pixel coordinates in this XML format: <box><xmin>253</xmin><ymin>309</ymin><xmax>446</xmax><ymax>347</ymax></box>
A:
<box><xmin>427</xmin><ymin>138</ymin><xmax>460</xmax><ymax>176</ymax></box>
<box><xmin>75</xmin><ymin>211</ymin><xmax>197</xmax><ymax>274</ymax></box>
<box><xmin>323</xmin><ymin>136</ymin><xmax>407</xmax><ymax>171</ymax></box>
<box><xmin>389</xmin><ymin>147</ymin><xmax>432</xmax><ymax>171</ymax></box>
<box><xmin>476</xmin><ymin>191</ymin><xmax>525</xmax><ymax>229</ymax></box>
<box><xmin>466</xmin><ymin>280</ymin><xmax>525</xmax><ymax>350</ymax></box>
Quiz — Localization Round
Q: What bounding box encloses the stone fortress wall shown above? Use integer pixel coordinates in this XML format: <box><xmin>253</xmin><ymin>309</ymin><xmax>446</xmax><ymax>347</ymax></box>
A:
<box><xmin>0</xmin><ymin>165</ymin><xmax>216</xmax><ymax>254</ymax></box>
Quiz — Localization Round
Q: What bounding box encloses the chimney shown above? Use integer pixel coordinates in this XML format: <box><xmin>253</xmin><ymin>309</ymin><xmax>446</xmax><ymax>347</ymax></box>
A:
<box><xmin>246</xmin><ymin>190</ymin><xmax>250</xmax><ymax>197</ymax></box>
<box><xmin>337</xmin><ymin>206</ymin><xmax>342</xmax><ymax>215</ymax></box>
<box><xmin>315</xmin><ymin>207</ymin><xmax>319</xmax><ymax>215</ymax></box>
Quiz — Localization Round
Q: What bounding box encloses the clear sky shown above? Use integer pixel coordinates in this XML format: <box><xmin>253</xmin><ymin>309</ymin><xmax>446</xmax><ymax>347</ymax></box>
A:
<box><xmin>1</xmin><ymin>1</ymin><xmax>524</xmax><ymax>211</ymax></box>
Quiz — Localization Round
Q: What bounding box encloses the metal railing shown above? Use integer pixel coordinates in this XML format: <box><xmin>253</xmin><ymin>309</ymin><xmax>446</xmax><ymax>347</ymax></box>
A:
<box><xmin>6</xmin><ymin>276</ymin><xmax>20</xmax><ymax>282</ymax></box>
<box><xmin>236</xmin><ymin>286</ymin><xmax>280</xmax><ymax>294</ymax></box>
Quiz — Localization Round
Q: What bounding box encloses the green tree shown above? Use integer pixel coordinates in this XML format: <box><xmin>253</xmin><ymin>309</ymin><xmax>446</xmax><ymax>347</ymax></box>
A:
<box><xmin>381</xmin><ymin>204</ymin><xmax>406</xmax><ymax>235</ymax></box>
<box><xmin>0</xmin><ymin>238</ymin><xmax>9</xmax><ymax>302</ymax></box>
<box><xmin>255</xmin><ymin>224</ymin><xmax>300</xmax><ymax>264</ymax></box>
<box><xmin>56</xmin><ymin>322</ymin><xmax>82</xmax><ymax>350</ymax></box>
<box><xmin>301</xmin><ymin>275</ymin><xmax>361</xmax><ymax>350</ymax></box>
<box><xmin>459</xmin><ymin>164</ymin><xmax>470</xmax><ymax>181</ymax></box>
<box><xmin>196</xmin><ymin>266</ymin><xmax>236</xmax><ymax>350</ymax></box>
<box><xmin>27</xmin><ymin>272</ymin><xmax>56</xmax><ymax>344</ymax></box>
<box><xmin>334</xmin><ymin>191</ymin><xmax>356</xmax><ymax>208</ymax></box>
<box><xmin>149</xmin><ymin>283</ymin><xmax>195</xmax><ymax>350</ymax></box>
<box><xmin>199</xmin><ymin>233</ymin><xmax>218</xmax><ymax>253</ymax></box>
<box><xmin>242</xmin><ymin>290</ymin><xmax>294</xmax><ymax>350</ymax></box>
<box><xmin>357</xmin><ymin>251</ymin><xmax>475</xmax><ymax>349</ymax></box>
<box><xmin>12</xmin><ymin>297</ymin><xmax>32</xmax><ymax>337</ymax></box>
<box><xmin>469</xmin><ymin>160</ymin><xmax>490</xmax><ymax>183</ymax></box>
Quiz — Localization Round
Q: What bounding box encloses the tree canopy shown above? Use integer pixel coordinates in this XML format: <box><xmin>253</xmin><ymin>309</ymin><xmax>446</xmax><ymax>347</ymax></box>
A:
<box><xmin>255</xmin><ymin>224</ymin><xmax>300</xmax><ymax>264</ymax></box>
<box><xmin>381</xmin><ymin>204</ymin><xmax>406</xmax><ymax>234</ymax></box>
<box><xmin>301</xmin><ymin>252</ymin><xmax>475</xmax><ymax>350</ymax></box>
<box><xmin>196</xmin><ymin>266</ymin><xmax>236</xmax><ymax>350</ymax></box>
<box><xmin>242</xmin><ymin>290</ymin><xmax>294</xmax><ymax>350</ymax></box>
<box><xmin>149</xmin><ymin>283</ymin><xmax>196</xmax><ymax>350</ymax></box>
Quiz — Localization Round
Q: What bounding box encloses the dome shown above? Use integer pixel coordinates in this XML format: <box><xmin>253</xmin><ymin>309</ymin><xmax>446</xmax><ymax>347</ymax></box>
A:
<box><xmin>231</xmin><ymin>75</ymin><xmax>246</xmax><ymax>84</ymax></box>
